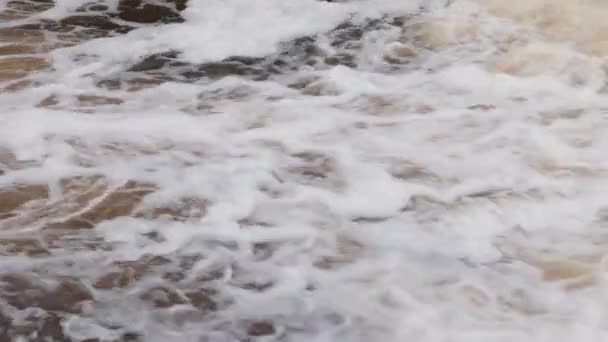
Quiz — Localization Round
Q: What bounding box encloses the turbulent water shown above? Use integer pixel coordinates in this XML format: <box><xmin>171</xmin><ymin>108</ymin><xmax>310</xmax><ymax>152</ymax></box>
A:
<box><xmin>2</xmin><ymin>0</ymin><xmax>608</xmax><ymax>341</ymax></box>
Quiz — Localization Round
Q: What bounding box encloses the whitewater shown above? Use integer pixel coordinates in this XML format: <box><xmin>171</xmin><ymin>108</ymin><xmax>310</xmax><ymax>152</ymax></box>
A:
<box><xmin>2</xmin><ymin>0</ymin><xmax>608</xmax><ymax>341</ymax></box>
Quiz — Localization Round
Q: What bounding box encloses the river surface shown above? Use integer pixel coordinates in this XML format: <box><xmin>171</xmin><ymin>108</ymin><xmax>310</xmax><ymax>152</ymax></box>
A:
<box><xmin>2</xmin><ymin>0</ymin><xmax>608</xmax><ymax>341</ymax></box>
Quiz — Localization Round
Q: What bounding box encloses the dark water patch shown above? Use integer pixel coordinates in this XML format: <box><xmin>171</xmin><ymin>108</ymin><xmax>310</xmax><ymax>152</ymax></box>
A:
<box><xmin>117</xmin><ymin>0</ymin><xmax>186</xmax><ymax>24</ymax></box>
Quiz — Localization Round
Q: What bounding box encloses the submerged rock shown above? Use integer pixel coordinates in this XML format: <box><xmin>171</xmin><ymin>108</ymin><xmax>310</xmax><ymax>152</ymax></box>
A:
<box><xmin>1</xmin><ymin>0</ymin><xmax>190</xmax><ymax>52</ymax></box>
<box><xmin>246</xmin><ymin>321</ymin><xmax>276</xmax><ymax>337</ymax></box>
<box><xmin>0</xmin><ymin>44</ymin><xmax>39</xmax><ymax>55</ymax></box>
<box><xmin>76</xmin><ymin>2</ymin><xmax>111</xmax><ymax>12</ymax></box>
<box><xmin>0</xmin><ymin>57</ymin><xmax>50</xmax><ymax>81</ymax></box>
<box><xmin>6</xmin><ymin>312</ymin><xmax>68</xmax><ymax>342</ymax></box>
<box><xmin>0</xmin><ymin>184</ymin><xmax>49</xmax><ymax>219</ymax></box>
<box><xmin>0</xmin><ymin>0</ymin><xmax>54</xmax><ymax>21</ymax></box>
<box><xmin>139</xmin><ymin>286</ymin><xmax>187</xmax><ymax>308</ymax></box>
<box><xmin>128</xmin><ymin>51</ymin><xmax>180</xmax><ymax>72</ymax></box>
<box><xmin>47</xmin><ymin>180</ymin><xmax>156</xmax><ymax>229</ymax></box>
<box><xmin>0</xmin><ymin>274</ymin><xmax>93</xmax><ymax>313</ymax></box>
<box><xmin>184</xmin><ymin>60</ymin><xmax>269</xmax><ymax>81</ymax></box>
<box><xmin>112</xmin><ymin>15</ymin><xmax>410</xmax><ymax>87</ymax></box>
<box><xmin>60</xmin><ymin>15</ymin><xmax>125</xmax><ymax>31</ymax></box>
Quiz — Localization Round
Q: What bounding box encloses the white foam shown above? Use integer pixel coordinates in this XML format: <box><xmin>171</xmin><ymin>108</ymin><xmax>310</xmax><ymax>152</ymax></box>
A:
<box><xmin>4</xmin><ymin>0</ymin><xmax>608</xmax><ymax>340</ymax></box>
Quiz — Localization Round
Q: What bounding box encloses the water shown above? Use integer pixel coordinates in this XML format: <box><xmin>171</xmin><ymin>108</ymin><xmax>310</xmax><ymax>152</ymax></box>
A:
<box><xmin>2</xmin><ymin>0</ymin><xmax>608</xmax><ymax>341</ymax></box>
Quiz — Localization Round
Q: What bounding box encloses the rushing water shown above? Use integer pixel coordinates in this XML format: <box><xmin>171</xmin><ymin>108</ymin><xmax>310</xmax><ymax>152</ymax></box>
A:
<box><xmin>2</xmin><ymin>0</ymin><xmax>608</xmax><ymax>341</ymax></box>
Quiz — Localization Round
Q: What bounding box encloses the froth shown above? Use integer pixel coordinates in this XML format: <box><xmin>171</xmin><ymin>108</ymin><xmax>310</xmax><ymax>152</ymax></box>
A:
<box><xmin>2</xmin><ymin>0</ymin><xmax>608</xmax><ymax>341</ymax></box>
